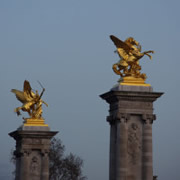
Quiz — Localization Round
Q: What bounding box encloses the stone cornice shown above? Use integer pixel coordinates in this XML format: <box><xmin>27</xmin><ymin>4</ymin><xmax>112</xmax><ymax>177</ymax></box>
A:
<box><xmin>100</xmin><ymin>90</ymin><xmax>163</xmax><ymax>104</ymax></box>
<box><xmin>9</xmin><ymin>130</ymin><xmax>58</xmax><ymax>141</ymax></box>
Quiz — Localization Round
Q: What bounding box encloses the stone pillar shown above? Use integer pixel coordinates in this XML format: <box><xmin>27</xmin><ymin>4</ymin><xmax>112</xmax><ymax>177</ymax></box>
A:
<box><xmin>108</xmin><ymin>119</ymin><xmax>116</xmax><ymax>180</ymax></box>
<box><xmin>41</xmin><ymin>150</ymin><xmax>50</xmax><ymax>180</ymax></box>
<box><xmin>142</xmin><ymin>114</ymin><xmax>155</xmax><ymax>180</ymax></box>
<box><xmin>100</xmin><ymin>85</ymin><xmax>163</xmax><ymax>180</ymax></box>
<box><xmin>116</xmin><ymin>114</ymin><xmax>128</xmax><ymax>180</ymax></box>
<box><xmin>9</xmin><ymin>126</ymin><xmax>58</xmax><ymax>180</ymax></box>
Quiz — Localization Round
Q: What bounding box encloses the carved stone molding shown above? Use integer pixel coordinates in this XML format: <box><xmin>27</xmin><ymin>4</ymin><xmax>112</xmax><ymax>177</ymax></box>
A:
<box><xmin>142</xmin><ymin>114</ymin><xmax>156</xmax><ymax>124</ymax></box>
<box><xmin>41</xmin><ymin>149</ymin><xmax>49</xmax><ymax>156</ymax></box>
<box><xmin>117</xmin><ymin>113</ymin><xmax>130</xmax><ymax>123</ymax></box>
<box><xmin>30</xmin><ymin>156</ymin><xmax>40</xmax><ymax>175</ymax></box>
<box><xmin>14</xmin><ymin>149</ymin><xmax>32</xmax><ymax>158</ymax></box>
<box><xmin>22</xmin><ymin>149</ymin><xmax>31</xmax><ymax>157</ymax></box>
<box><xmin>127</xmin><ymin>123</ymin><xmax>142</xmax><ymax>165</ymax></box>
<box><xmin>107</xmin><ymin>113</ymin><xmax>130</xmax><ymax>124</ymax></box>
<box><xmin>106</xmin><ymin>115</ymin><xmax>114</xmax><ymax>124</ymax></box>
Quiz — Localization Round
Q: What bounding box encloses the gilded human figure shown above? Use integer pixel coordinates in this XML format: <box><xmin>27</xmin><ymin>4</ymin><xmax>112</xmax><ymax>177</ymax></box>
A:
<box><xmin>110</xmin><ymin>35</ymin><xmax>154</xmax><ymax>80</ymax></box>
<box><xmin>11</xmin><ymin>80</ymin><xmax>48</xmax><ymax>120</ymax></box>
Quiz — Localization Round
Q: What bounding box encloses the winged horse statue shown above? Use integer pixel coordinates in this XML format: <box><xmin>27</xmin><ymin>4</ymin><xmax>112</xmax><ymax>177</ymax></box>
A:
<box><xmin>110</xmin><ymin>35</ymin><xmax>154</xmax><ymax>79</ymax></box>
<box><xmin>11</xmin><ymin>80</ymin><xmax>48</xmax><ymax>119</ymax></box>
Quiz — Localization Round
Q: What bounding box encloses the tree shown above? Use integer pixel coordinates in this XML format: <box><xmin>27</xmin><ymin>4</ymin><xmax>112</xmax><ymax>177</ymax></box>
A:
<box><xmin>49</xmin><ymin>137</ymin><xmax>87</xmax><ymax>180</ymax></box>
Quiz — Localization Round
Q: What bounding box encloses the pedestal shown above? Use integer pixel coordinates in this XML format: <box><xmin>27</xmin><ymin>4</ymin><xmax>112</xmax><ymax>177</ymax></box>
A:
<box><xmin>9</xmin><ymin>125</ymin><xmax>58</xmax><ymax>180</ymax></box>
<box><xmin>100</xmin><ymin>85</ymin><xmax>163</xmax><ymax>180</ymax></box>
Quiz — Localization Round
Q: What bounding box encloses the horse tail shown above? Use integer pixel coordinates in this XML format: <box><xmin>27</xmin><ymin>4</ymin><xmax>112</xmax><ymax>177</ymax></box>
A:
<box><xmin>112</xmin><ymin>64</ymin><xmax>123</xmax><ymax>76</ymax></box>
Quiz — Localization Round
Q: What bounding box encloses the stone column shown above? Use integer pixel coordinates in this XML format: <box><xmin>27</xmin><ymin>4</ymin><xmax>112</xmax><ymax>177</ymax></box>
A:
<box><xmin>9</xmin><ymin>126</ymin><xmax>58</xmax><ymax>180</ymax></box>
<box><xmin>115</xmin><ymin>114</ymin><xmax>128</xmax><ymax>180</ymax></box>
<box><xmin>142</xmin><ymin>114</ymin><xmax>155</xmax><ymax>180</ymax></box>
<box><xmin>100</xmin><ymin>85</ymin><xmax>163</xmax><ymax>180</ymax></box>
<box><xmin>108</xmin><ymin>118</ymin><xmax>116</xmax><ymax>180</ymax></box>
<box><xmin>19</xmin><ymin>150</ymin><xmax>30</xmax><ymax>180</ymax></box>
<box><xmin>41</xmin><ymin>150</ymin><xmax>50</xmax><ymax>180</ymax></box>
<box><xmin>107</xmin><ymin>114</ymin><xmax>129</xmax><ymax>180</ymax></box>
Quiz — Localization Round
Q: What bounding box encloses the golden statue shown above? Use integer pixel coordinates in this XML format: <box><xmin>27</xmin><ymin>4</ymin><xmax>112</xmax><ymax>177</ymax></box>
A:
<box><xmin>110</xmin><ymin>35</ymin><xmax>154</xmax><ymax>85</ymax></box>
<box><xmin>11</xmin><ymin>80</ymin><xmax>48</xmax><ymax>126</ymax></box>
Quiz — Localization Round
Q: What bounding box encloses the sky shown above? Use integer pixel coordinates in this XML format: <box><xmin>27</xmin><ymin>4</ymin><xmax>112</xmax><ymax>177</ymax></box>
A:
<box><xmin>0</xmin><ymin>0</ymin><xmax>180</xmax><ymax>179</ymax></box>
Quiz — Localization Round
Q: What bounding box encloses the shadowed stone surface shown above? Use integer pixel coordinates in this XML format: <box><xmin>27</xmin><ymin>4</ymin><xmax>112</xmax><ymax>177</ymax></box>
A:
<box><xmin>9</xmin><ymin>126</ymin><xmax>58</xmax><ymax>180</ymax></box>
<box><xmin>100</xmin><ymin>85</ymin><xmax>163</xmax><ymax>180</ymax></box>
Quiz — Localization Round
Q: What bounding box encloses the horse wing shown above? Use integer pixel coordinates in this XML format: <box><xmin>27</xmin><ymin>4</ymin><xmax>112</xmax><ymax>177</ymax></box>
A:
<box><xmin>110</xmin><ymin>35</ymin><xmax>131</xmax><ymax>52</ymax></box>
<box><xmin>110</xmin><ymin>35</ymin><xmax>132</xmax><ymax>59</ymax></box>
<box><xmin>11</xmin><ymin>89</ymin><xmax>27</xmax><ymax>103</ymax></box>
<box><xmin>24</xmin><ymin>80</ymin><xmax>32</xmax><ymax>94</ymax></box>
<box><xmin>23</xmin><ymin>80</ymin><xmax>36</xmax><ymax>100</ymax></box>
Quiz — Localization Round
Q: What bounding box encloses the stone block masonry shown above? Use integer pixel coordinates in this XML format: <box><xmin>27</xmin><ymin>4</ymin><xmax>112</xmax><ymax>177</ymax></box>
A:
<box><xmin>100</xmin><ymin>85</ymin><xmax>163</xmax><ymax>180</ymax></box>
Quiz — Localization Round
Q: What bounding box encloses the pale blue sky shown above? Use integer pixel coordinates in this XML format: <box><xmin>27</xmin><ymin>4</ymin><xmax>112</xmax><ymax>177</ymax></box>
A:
<box><xmin>0</xmin><ymin>0</ymin><xmax>180</xmax><ymax>179</ymax></box>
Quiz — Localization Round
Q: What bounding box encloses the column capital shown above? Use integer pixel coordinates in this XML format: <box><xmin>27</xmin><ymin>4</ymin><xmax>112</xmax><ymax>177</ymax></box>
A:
<box><xmin>41</xmin><ymin>149</ymin><xmax>49</xmax><ymax>157</ymax></box>
<box><xmin>107</xmin><ymin>113</ymin><xmax>130</xmax><ymax>124</ymax></box>
<box><xmin>14</xmin><ymin>149</ymin><xmax>31</xmax><ymax>157</ymax></box>
<box><xmin>142</xmin><ymin>114</ymin><xmax>156</xmax><ymax>124</ymax></box>
<box><xmin>21</xmin><ymin>149</ymin><xmax>31</xmax><ymax>156</ymax></box>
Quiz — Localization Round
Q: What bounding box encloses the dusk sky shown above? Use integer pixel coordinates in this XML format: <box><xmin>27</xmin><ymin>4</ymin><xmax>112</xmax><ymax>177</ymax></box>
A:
<box><xmin>0</xmin><ymin>0</ymin><xmax>180</xmax><ymax>179</ymax></box>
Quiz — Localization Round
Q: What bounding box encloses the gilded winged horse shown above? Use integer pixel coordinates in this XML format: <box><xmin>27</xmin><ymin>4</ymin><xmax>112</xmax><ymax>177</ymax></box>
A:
<box><xmin>110</xmin><ymin>35</ymin><xmax>154</xmax><ymax>79</ymax></box>
<box><xmin>11</xmin><ymin>80</ymin><xmax>48</xmax><ymax>119</ymax></box>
